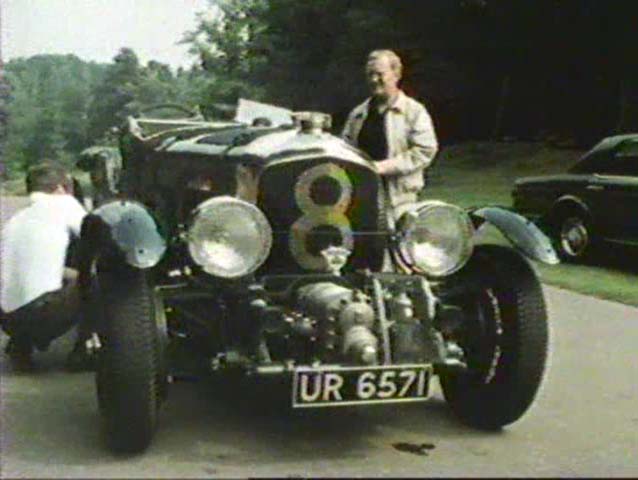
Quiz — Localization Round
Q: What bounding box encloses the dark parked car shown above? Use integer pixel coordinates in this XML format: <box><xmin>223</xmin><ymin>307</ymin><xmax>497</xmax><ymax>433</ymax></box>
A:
<box><xmin>78</xmin><ymin>103</ymin><xmax>557</xmax><ymax>453</ymax></box>
<box><xmin>512</xmin><ymin>134</ymin><xmax>638</xmax><ymax>260</ymax></box>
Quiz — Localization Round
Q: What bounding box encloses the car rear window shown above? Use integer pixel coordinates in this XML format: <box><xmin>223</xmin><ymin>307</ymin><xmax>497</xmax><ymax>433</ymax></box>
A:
<box><xmin>569</xmin><ymin>140</ymin><xmax>638</xmax><ymax>176</ymax></box>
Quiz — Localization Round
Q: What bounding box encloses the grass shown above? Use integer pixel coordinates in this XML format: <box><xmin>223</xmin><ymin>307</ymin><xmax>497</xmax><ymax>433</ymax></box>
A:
<box><xmin>424</xmin><ymin>141</ymin><xmax>583</xmax><ymax>207</ymax></box>
<box><xmin>425</xmin><ymin>141</ymin><xmax>638</xmax><ymax>307</ymax></box>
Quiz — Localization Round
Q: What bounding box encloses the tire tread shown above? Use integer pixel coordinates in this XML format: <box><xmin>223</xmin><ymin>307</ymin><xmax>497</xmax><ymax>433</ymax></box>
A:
<box><xmin>441</xmin><ymin>245</ymin><xmax>549</xmax><ymax>429</ymax></box>
<box><xmin>96</xmin><ymin>269</ymin><xmax>159</xmax><ymax>453</ymax></box>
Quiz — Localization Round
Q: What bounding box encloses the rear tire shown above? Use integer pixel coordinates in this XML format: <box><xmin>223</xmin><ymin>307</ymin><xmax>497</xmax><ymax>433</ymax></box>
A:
<box><xmin>95</xmin><ymin>268</ymin><xmax>161</xmax><ymax>453</ymax></box>
<box><xmin>440</xmin><ymin>245</ymin><xmax>549</xmax><ymax>430</ymax></box>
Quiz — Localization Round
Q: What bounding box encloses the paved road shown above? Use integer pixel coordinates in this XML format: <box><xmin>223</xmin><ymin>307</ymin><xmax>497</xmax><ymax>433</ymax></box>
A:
<box><xmin>1</xmin><ymin>196</ymin><xmax>637</xmax><ymax>478</ymax></box>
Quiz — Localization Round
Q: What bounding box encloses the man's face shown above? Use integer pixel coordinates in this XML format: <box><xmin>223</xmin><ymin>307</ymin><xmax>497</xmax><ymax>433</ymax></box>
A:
<box><xmin>90</xmin><ymin>169</ymin><xmax>106</xmax><ymax>186</ymax></box>
<box><xmin>366</xmin><ymin>56</ymin><xmax>400</xmax><ymax>100</ymax></box>
<box><xmin>53</xmin><ymin>180</ymin><xmax>72</xmax><ymax>195</ymax></box>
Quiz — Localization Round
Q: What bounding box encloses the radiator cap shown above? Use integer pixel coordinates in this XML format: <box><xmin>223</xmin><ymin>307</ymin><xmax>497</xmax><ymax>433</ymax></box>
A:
<box><xmin>293</xmin><ymin>111</ymin><xmax>332</xmax><ymax>134</ymax></box>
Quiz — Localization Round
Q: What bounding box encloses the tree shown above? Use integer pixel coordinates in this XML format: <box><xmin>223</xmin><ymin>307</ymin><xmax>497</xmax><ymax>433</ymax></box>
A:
<box><xmin>126</xmin><ymin>60</ymin><xmax>201</xmax><ymax>117</ymax></box>
<box><xmin>87</xmin><ymin>48</ymin><xmax>142</xmax><ymax>142</ymax></box>
<box><xmin>182</xmin><ymin>0</ymin><xmax>269</xmax><ymax>106</ymax></box>
<box><xmin>183</xmin><ymin>0</ymin><xmax>638</xmax><ymax>144</ymax></box>
<box><xmin>3</xmin><ymin>55</ymin><xmax>102</xmax><ymax>175</ymax></box>
<box><xmin>2</xmin><ymin>50</ymin><xmax>201</xmax><ymax>176</ymax></box>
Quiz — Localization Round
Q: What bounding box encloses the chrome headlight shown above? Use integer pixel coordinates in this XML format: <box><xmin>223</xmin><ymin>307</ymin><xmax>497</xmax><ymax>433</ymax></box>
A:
<box><xmin>187</xmin><ymin>196</ymin><xmax>272</xmax><ymax>278</ymax></box>
<box><xmin>396</xmin><ymin>201</ymin><xmax>474</xmax><ymax>277</ymax></box>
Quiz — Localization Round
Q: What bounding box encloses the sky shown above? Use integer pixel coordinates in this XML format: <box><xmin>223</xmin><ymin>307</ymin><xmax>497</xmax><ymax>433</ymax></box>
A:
<box><xmin>2</xmin><ymin>0</ymin><xmax>212</xmax><ymax>69</ymax></box>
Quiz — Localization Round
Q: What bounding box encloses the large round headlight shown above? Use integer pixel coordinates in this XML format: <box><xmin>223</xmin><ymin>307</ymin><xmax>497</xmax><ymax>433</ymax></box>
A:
<box><xmin>396</xmin><ymin>201</ymin><xmax>474</xmax><ymax>277</ymax></box>
<box><xmin>187</xmin><ymin>196</ymin><xmax>272</xmax><ymax>278</ymax></box>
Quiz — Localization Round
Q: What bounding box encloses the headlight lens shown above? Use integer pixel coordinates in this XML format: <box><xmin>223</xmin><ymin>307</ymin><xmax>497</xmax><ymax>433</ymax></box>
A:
<box><xmin>187</xmin><ymin>196</ymin><xmax>272</xmax><ymax>278</ymax></box>
<box><xmin>397</xmin><ymin>201</ymin><xmax>474</xmax><ymax>277</ymax></box>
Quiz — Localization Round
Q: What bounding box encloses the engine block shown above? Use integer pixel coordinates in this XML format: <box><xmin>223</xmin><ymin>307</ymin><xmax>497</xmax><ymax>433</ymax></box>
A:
<box><xmin>296</xmin><ymin>282</ymin><xmax>378</xmax><ymax>365</ymax></box>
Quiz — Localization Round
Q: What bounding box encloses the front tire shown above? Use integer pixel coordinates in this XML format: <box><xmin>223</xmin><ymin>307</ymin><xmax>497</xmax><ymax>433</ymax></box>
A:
<box><xmin>95</xmin><ymin>268</ymin><xmax>161</xmax><ymax>453</ymax></box>
<box><xmin>440</xmin><ymin>245</ymin><xmax>549</xmax><ymax>430</ymax></box>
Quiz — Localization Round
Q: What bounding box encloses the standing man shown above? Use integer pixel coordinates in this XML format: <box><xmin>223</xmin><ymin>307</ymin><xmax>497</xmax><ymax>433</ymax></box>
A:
<box><xmin>77</xmin><ymin>146</ymin><xmax>122</xmax><ymax>208</ymax></box>
<box><xmin>0</xmin><ymin>162</ymin><xmax>91</xmax><ymax>370</ymax></box>
<box><xmin>342</xmin><ymin>49</ymin><xmax>438</xmax><ymax>220</ymax></box>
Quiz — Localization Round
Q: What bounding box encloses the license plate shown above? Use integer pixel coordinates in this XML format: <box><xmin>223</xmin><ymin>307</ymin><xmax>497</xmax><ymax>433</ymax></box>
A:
<box><xmin>292</xmin><ymin>364</ymin><xmax>432</xmax><ymax>408</ymax></box>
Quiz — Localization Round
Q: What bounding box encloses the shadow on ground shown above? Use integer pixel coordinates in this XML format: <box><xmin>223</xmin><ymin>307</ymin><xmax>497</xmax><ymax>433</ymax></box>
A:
<box><xmin>0</xmin><ymin>331</ymin><xmax>504</xmax><ymax>469</ymax></box>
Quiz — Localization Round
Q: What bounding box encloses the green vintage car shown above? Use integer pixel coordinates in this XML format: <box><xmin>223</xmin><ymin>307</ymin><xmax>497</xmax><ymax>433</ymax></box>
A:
<box><xmin>78</xmin><ymin>101</ymin><xmax>557</xmax><ymax>453</ymax></box>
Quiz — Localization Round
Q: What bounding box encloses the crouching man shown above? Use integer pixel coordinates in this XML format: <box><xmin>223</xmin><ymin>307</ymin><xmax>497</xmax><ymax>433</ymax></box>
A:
<box><xmin>0</xmin><ymin>162</ymin><xmax>93</xmax><ymax>371</ymax></box>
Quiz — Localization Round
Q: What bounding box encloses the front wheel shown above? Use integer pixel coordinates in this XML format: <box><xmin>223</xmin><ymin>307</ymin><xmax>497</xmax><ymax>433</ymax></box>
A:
<box><xmin>95</xmin><ymin>268</ymin><xmax>162</xmax><ymax>453</ymax></box>
<box><xmin>440</xmin><ymin>245</ymin><xmax>549</xmax><ymax>430</ymax></box>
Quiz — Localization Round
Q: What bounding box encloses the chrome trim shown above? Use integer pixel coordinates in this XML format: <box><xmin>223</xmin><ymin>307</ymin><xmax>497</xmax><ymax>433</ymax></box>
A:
<box><xmin>187</xmin><ymin>196</ymin><xmax>273</xmax><ymax>278</ymax></box>
<box><xmin>372</xmin><ymin>277</ymin><xmax>392</xmax><ymax>365</ymax></box>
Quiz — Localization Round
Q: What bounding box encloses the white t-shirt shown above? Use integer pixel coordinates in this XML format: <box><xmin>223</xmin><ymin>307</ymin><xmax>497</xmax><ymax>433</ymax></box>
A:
<box><xmin>0</xmin><ymin>192</ymin><xmax>87</xmax><ymax>313</ymax></box>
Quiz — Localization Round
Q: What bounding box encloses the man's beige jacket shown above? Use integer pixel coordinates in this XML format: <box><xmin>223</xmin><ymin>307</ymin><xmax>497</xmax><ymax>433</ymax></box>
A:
<box><xmin>341</xmin><ymin>91</ymin><xmax>438</xmax><ymax>215</ymax></box>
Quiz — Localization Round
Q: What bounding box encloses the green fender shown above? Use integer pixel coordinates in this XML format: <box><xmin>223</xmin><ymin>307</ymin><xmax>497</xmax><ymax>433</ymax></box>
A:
<box><xmin>82</xmin><ymin>200</ymin><xmax>166</xmax><ymax>269</ymax></box>
<box><xmin>470</xmin><ymin>207</ymin><xmax>559</xmax><ymax>265</ymax></box>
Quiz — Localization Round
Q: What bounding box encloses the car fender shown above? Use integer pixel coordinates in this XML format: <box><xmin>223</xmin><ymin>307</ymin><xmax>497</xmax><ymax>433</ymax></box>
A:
<box><xmin>81</xmin><ymin>199</ymin><xmax>167</xmax><ymax>269</ymax></box>
<box><xmin>549</xmin><ymin>195</ymin><xmax>592</xmax><ymax>222</ymax></box>
<box><xmin>470</xmin><ymin>207</ymin><xmax>559</xmax><ymax>265</ymax></box>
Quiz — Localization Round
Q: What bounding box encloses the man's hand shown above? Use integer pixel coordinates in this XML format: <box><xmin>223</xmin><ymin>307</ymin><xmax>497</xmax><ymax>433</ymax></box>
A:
<box><xmin>373</xmin><ymin>159</ymin><xmax>393</xmax><ymax>176</ymax></box>
<box><xmin>63</xmin><ymin>267</ymin><xmax>79</xmax><ymax>286</ymax></box>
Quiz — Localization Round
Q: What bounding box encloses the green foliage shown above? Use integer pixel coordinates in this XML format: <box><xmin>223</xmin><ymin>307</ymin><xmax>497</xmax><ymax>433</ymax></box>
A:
<box><xmin>183</xmin><ymin>0</ymin><xmax>455</xmax><ymax>119</ymax></box>
<box><xmin>182</xmin><ymin>0</ymin><xmax>638</xmax><ymax>141</ymax></box>
<box><xmin>2</xmin><ymin>49</ymin><xmax>200</xmax><ymax>176</ymax></box>
<box><xmin>4</xmin><ymin>1</ymin><xmax>636</xmax><ymax>178</ymax></box>
<box><xmin>2</xmin><ymin>54</ymin><xmax>102</xmax><ymax>177</ymax></box>
<box><xmin>182</xmin><ymin>0</ymin><xmax>270</xmax><ymax>105</ymax></box>
<box><xmin>86</xmin><ymin>48</ymin><xmax>141</xmax><ymax>142</ymax></box>
<box><xmin>182</xmin><ymin>0</ymin><xmax>470</xmax><ymax>123</ymax></box>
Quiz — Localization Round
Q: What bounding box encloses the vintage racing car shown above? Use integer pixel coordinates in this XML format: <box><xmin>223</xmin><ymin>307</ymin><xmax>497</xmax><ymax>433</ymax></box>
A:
<box><xmin>78</xmin><ymin>101</ymin><xmax>558</xmax><ymax>453</ymax></box>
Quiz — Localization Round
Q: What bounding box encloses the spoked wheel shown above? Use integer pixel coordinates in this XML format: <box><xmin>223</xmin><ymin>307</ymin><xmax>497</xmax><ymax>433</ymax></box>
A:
<box><xmin>94</xmin><ymin>267</ymin><xmax>165</xmax><ymax>453</ymax></box>
<box><xmin>440</xmin><ymin>245</ymin><xmax>549</xmax><ymax>430</ymax></box>
<box><xmin>558</xmin><ymin>215</ymin><xmax>590</xmax><ymax>260</ymax></box>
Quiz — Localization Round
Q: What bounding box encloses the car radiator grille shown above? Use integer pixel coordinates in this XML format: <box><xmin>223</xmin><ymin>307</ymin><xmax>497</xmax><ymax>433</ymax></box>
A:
<box><xmin>257</xmin><ymin>158</ymin><xmax>388</xmax><ymax>274</ymax></box>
